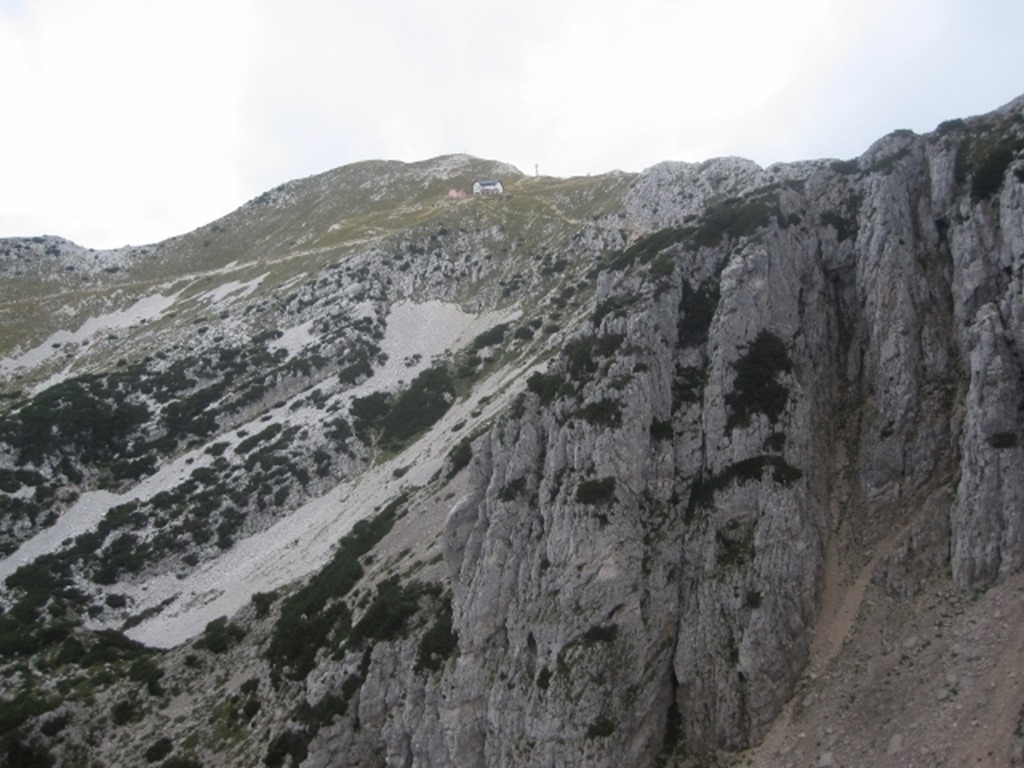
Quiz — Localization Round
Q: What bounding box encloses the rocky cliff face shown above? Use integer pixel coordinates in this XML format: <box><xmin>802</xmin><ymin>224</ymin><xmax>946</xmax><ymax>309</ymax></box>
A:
<box><xmin>380</xmin><ymin>101</ymin><xmax>1024</xmax><ymax>765</ymax></box>
<box><xmin>1</xmin><ymin>100</ymin><xmax>1023</xmax><ymax>768</ymax></box>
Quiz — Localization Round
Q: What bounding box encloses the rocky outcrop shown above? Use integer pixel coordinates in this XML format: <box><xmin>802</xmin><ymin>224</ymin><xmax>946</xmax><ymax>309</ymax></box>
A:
<box><xmin>432</xmin><ymin>96</ymin><xmax>1024</xmax><ymax>764</ymax></box>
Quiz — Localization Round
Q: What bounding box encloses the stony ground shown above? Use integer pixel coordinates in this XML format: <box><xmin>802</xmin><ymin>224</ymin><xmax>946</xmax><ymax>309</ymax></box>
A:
<box><xmin>732</xmin><ymin>535</ymin><xmax>1024</xmax><ymax>768</ymax></box>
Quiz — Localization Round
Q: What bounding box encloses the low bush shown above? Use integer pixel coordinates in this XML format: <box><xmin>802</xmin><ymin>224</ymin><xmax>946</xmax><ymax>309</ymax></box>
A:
<box><xmin>415</xmin><ymin>596</ymin><xmax>458</xmax><ymax>673</ymax></box>
<box><xmin>576</xmin><ymin>477</ymin><xmax>616</xmax><ymax>505</ymax></box>
<box><xmin>725</xmin><ymin>330</ymin><xmax>792</xmax><ymax>430</ymax></box>
<box><xmin>471</xmin><ymin>324</ymin><xmax>509</xmax><ymax>350</ymax></box>
<box><xmin>577</xmin><ymin>399</ymin><xmax>622</xmax><ymax>428</ymax></box>
<box><xmin>586</xmin><ymin>715</ymin><xmax>617</xmax><ymax>739</ymax></box>
<box><xmin>144</xmin><ymin>737</ymin><xmax>174</xmax><ymax>763</ymax></box>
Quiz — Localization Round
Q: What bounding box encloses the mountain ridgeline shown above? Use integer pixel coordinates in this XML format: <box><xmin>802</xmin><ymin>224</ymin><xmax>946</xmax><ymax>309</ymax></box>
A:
<box><xmin>1</xmin><ymin>99</ymin><xmax>1023</xmax><ymax>767</ymax></box>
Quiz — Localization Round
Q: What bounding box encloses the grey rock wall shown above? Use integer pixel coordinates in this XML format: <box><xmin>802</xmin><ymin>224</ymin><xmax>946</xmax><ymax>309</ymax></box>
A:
<box><xmin>426</xmin><ymin>98</ymin><xmax>1024</xmax><ymax>765</ymax></box>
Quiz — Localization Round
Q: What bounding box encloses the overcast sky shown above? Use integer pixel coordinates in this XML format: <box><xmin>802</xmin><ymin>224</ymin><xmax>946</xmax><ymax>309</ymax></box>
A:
<box><xmin>1</xmin><ymin>0</ymin><xmax>1022</xmax><ymax>249</ymax></box>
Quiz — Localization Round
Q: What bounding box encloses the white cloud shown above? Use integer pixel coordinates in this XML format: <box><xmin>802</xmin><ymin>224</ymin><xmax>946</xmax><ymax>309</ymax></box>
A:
<box><xmin>1</xmin><ymin>0</ymin><xmax>1023</xmax><ymax>248</ymax></box>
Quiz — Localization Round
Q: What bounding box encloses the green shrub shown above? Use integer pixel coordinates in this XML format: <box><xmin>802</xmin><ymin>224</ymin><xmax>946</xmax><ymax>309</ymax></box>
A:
<box><xmin>498</xmin><ymin>477</ymin><xmax>527</xmax><ymax>502</ymax></box>
<box><xmin>514</xmin><ymin>326</ymin><xmax>535</xmax><ymax>340</ymax></box>
<box><xmin>577</xmin><ymin>399</ymin><xmax>622</xmax><ymax>427</ymax></box>
<box><xmin>677</xmin><ymin>278</ymin><xmax>720</xmax><ymax>348</ymax></box>
<box><xmin>349</xmin><ymin>577</ymin><xmax>424</xmax><ymax>645</ymax></box>
<box><xmin>110</xmin><ymin>698</ymin><xmax>139</xmax><ymax>726</ymax></box>
<box><xmin>526</xmin><ymin>371</ymin><xmax>570</xmax><ymax>405</ymax></box>
<box><xmin>4</xmin><ymin>739</ymin><xmax>56</xmax><ymax>768</ymax></box>
<box><xmin>264</xmin><ymin>730</ymin><xmax>308</xmax><ymax>768</ymax></box>
<box><xmin>576</xmin><ymin>477</ymin><xmax>616</xmax><ymax>505</ymax></box>
<box><xmin>251</xmin><ymin>591</ymin><xmax>276</xmax><ymax>618</ymax></box>
<box><xmin>350</xmin><ymin>391</ymin><xmax>392</xmax><ymax>441</ymax></box>
<box><xmin>972</xmin><ymin>144</ymin><xmax>1016</xmax><ymax>200</ymax></box>
<box><xmin>604</xmin><ymin>227</ymin><xmax>691</xmax><ymax>271</ymax></box>
<box><xmin>582</xmin><ymin>624</ymin><xmax>617</xmax><ymax>644</ymax></box>
<box><xmin>39</xmin><ymin>713</ymin><xmax>69</xmax><ymax>736</ymax></box>
<box><xmin>820</xmin><ymin>211</ymin><xmax>858</xmax><ymax>242</ymax></box>
<box><xmin>415</xmin><ymin>596</ymin><xmax>458</xmax><ymax>672</ymax></box>
<box><xmin>685</xmin><ymin>455</ymin><xmax>802</xmax><ymax>521</ymax></box>
<box><xmin>379</xmin><ymin>366</ymin><xmax>455</xmax><ymax>448</ymax></box>
<box><xmin>725</xmin><ymin>330</ymin><xmax>792</xmax><ymax>429</ymax></box>
<box><xmin>586</xmin><ymin>715</ymin><xmax>616</xmax><ymax>739</ymax></box>
<box><xmin>338</xmin><ymin>358</ymin><xmax>373</xmax><ymax>385</ymax></box>
<box><xmin>159</xmin><ymin>756</ymin><xmax>203</xmax><ymax>768</ymax></box>
<box><xmin>128</xmin><ymin>657</ymin><xmax>165</xmax><ymax>696</ymax></box>
<box><xmin>145</xmin><ymin>737</ymin><xmax>174</xmax><ymax>763</ymax></box>
<box><xmin>446</xmin><ymin>437</ymin><xmax>473</xmax><ymax>478</ymax></box>
<box><xmin>536</xmin><ymin>667</ymin><xmax>552</xmax><ymax>689</ymax></box>
<box><xmin>691</xmin><ymin>194</ymin><xmax>779</xmax><ymax>247</ymax></box>
<box><xmin>988</xmin><ymin>431</ymin><xmax>1019</xmax><ymax>449</ymax></box>
<box><xmin>649</xmin><ymin>418</ymin><xmax>673</xmax><ymax>440</ymax></box>
<box><xmin>267</xmin><ymin>497</ymin><xmax>404</xmax><ymax>679</ymax></box>
<box><xmin>565</xmin><ymin>334</ymin><xmax>624</xmax><ymax>381</ymax></box>
<box><xmin>471</xmin><ymin>323</ymin><xmax>509</xmax><ymax>350</ymax></box>
<box><xmin>829</xmin><ymin>159</ymin><xmax>860</xmax><ymax>174</ymax></box>
<box><xmin>193</xmin><ymin>617</ymin><xmax>245</xmax><ymax>654</ymax></box>
<box><xmin>717</xmin><ymin>522</ymin><xmax>755</xmax><ymax>567</ymax></box>
<box><xmin>235</xmin><ymin>423</ymin><xmax>282</xmax><ymax>454</ymax></box>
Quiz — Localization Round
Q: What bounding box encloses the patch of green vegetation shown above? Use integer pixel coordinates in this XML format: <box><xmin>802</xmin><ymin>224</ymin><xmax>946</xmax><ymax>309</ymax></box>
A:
<box><xmin>351</xmin><ymin>365</ymin><xmax>455</xmax><ymax>451</ymax></box>
<box><xmin>955</xmin><ymin>126</ymin><xmax>1024</xmax><ymax>200</ymax></box>
<box><xmin>0</xmin><ymin>689</ymin><xmax>59</xmax><ymax>739</ymax></box>
<box><xmin>690</xmin><ymin>192</ymin><xmax>781</xmax><ymax>247</ymax></box>
<box><xmin>250</xmin><ymin>590</ymin><xmax>277</xmax><ymax>618</ymax></box>
<box><xmin>536</xmin><ymin>667</ymin><xmax>552</xmax><ymax>690</ymax></box>
<box><xmin>266</xmin><ymin>495</ymin><xmax>406</xmax><ymax>679</ymax></box>
<box><xmin>471</xmin><ymin>323</ymin><xmax>509</xmax><ymax>350</ymax></box>
<box><xmin>349</xmin><ymin>577</ymin><xmax>436</xmax><ymax>646</ymax></box>
<box><xmin>380</xmin><ymin>365</ymin><xmax>455</xmax><ymax>448</ymax></box>
<box><xmin>145</xmin><ymin>737</ymin><xmax>174</xmax><ymax>763</ymax></box>
<box><xmin>716</xmin><ymin>521</ymin><xmax>756</xmax><ymax>568</ymax></box>
<box><xmin>581</xmin><ymin>624</ymin><xmax>618</xmax><ymax>644</ymax></box>
<box><xmin>586</xmin><ymin>715</ymin><xmax>617</xmax><ymax>739</ymax></box>
<box><xmin>820</xmin><ymin>211</ymin><xmax>858</xmax><ymax>243</ymax></box>
<box><xmin>3</xmin><ymin>738</ymin><xmax>56</xmax><ymax>767</ymax></box>
<box><xmin>685</xmin><ymin>455</ymin><xmax>802</xmax><ymax>521</ymax></box>
<box><xmin>677</xmin><ymin>278</ymin><xmax>720</xmax><ymax>348</ymax></box>
<box><xmin>604</xmin><ymin>227</ymin><xmax>691</xmax><ymax>272</ymax></box>
<box><xmin>128</xmin><ymin>656</ymin><xmax>166</xmax><ymax>697</ymax></box>
<box><xmin>576</xmin><ymin>477</ymin><xmax>616</xmax><ymax>505</ymax></box>
<box><xmin>592</xmin><ymin>293</ymin><xmax>637</xmax><ymax>327</ymax></box>
<box><xmin>498</xmin><ymin>477</ymin><xmax>527</xmax><ymax>502</ymax></box>
<box><xmin>649</xmin><ymin>418</ymin><xmax>673</xmax><ymax>441</ymax></box>
<box><xmin>1</xmin><ymin>374</ymin><xmax>152</xmax><ymax>466</ymax></box>
<box><xmin>235</xmin><ymin>423</ymin><xmax>283</xmax><ymax>454</ymax></box>
<box><xmin>526</xmin><ymin>371</ymin><xmax>573</xmax><ymax>406</ymax></box>
<box><xmin>829</xmin><ymin>158</ymin><xmax>860</xmax><ymax>175</ymax></box>
<box><xmin>576</xmin><ymin>398</ymin><xmax>622</xmax><ymax>428</ymax></box>
<box><xmin>672</xmin><ymin>365</ymin><xmax>707</xmax><ymax>411</ymax></box>
<box><xmin>987</xmin><ymin>431</ymin><xmax>1019</xmax><ymax>449</ymax></box>
<box><xmin>193</xmin><ymin>617</ymin><xmax>246</xmax><ymax>655</ymax></box>
<box><xmin>725</xmin><ymin>330</ymin><xmax>793</xmax><ymax>430</ymax></box>
<box><xmin>415</xmin><ymin>594</ymin><xmax>458</xmax><ymax>673</ymax></box>
<box><xmin>264</xmin><ymin>729</ymin><xmax>309</xmax><ymax>768</ymax></box>
<box><xmin>446</xmin><ymin>436</ymin><xmax>473</xmax><ymax>478</ymax></box>
<box><xmin>565</xmin><ymin>333</ymin><xmax>624</xmax><ymax>381</ymax></box>
<box><xmin>972</xmin><ymin>143</ymin><xmax>1017</xmax><ymax>200</ymax></box>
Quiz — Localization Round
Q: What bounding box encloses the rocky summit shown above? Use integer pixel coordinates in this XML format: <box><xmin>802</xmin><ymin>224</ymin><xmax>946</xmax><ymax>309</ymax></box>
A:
<box><xmin>1</xmin><ymin>97</ymin><xmax>1023</xmax><ymax>768</ymax></box>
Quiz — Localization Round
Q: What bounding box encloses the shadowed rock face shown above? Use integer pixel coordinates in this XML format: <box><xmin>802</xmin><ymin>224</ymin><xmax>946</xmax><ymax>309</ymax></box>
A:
<box><xmin>1</xmin><ymin>100</ymin><xmax>1022</xmax><ymax>768</ymax></box>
